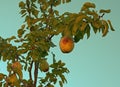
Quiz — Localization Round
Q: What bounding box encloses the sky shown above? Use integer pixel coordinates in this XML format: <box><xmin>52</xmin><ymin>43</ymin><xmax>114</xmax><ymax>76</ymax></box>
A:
<box><xmin>0</xmin><ymin>0</ymin><xmax>120</xmax><ymax>87</ymax></box>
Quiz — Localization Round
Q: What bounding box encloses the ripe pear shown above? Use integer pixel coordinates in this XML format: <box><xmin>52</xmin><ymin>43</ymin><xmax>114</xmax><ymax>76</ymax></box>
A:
<box><xmin>59</xmin><ymin>36</ymin><xmax>74</xmax><ymax>53</ymax></box>
<box><xmin>7</xmin><ymin>74</ymin><xmax>18</xmax><ymax>86</ymax></box>
<box><xmin>11</xmin><ymin>62</ymin><xmax>23</xmax><ymax>79</ymax></box>
<box><xmin>11</xmin><ymin>62</ymin><xmax>22</xmax><ymax>70</ymax></box>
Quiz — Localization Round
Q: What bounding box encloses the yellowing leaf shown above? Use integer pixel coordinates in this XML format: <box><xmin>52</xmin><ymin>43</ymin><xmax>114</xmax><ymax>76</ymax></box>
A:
<box><xmin>107</xmin><ymin>20</ymin><xmax>115</xmax><ymax>31</ymax></box>
<box><xmin>31</xmin><ymin>7</ymin><xmax>39</xmax><ymax>18</ymax></box>
<box><xmin>99</xmin><ymin>9</ymin><xmax>111</xmax><ymax>13</ymax></box>
<box><xmin>92</xmin><ymin>20</ymin><xmax>102</xmax><ymax>29</ymax></box>
<box><xmin>32</xmin><ymin>18</ymin><xmax>41</xmax><ymax>24</ymax></box>
<box><xmin>26</xmin><ymin>16</ymin><xmax>32</xmax><ymax>27</ymax></box>
<box><xmin>72</xmin><ymin>14</ymin><xmax>87</xmax><ymax>35</ymax></box>
<box><xmin>17</xmin><ymin>28</ymin><xmax>25</xmax><ymax>38</ymax></box>
<box><xmin>80</xmin><ymin>22</ymin><xmax>87</xmax><ymax>31</ymax></box>
<box><xmin>19</xmin><ymin>1</ymin><xmax>25</xmax><ymax>9</ymax></box>
<box><xmin>83</xmin><ymin>2</ymin><xmax>95</xmax><ymax>8</ymax></box>
<box><xmin>101</xmin><ymin>20</ymin><xmax>109</xmax><ymax>37</ymax></box>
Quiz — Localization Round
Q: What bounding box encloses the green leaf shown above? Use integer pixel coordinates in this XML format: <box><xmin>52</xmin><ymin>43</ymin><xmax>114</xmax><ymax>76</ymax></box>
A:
<box><xmin>93</xmin><ymin>27</ymin><xmax>98</xmax><ymax>34</ymax></box>
<box><xmin>85</xmin><ymin>24</ymin><xmax>90</xmax><ymax>39</ymax></box>
<box><xmin>54</xmin><ymin>10</ymin><xmax>59</xmax><ymax>16</ymax></box>
<box><xmin>101</xmin><ymin>20</ymin><xmax>109</xmax><ymax>37</ymax></box>
<box><xmin>59</xmin><ymin>81</ymin><xmax>63</xmax><ymax>87</ymax></box>
<box><xmin>52</xmin><ymin>52</ymin><xmax>56</xmax><ymax>63</ymax></box>
<box><xmin>74</xmin><ymin>30</ymin><xmax>83</xmax><ymax>43</ymax></box>
<box><xmin>31</xmin><ymin>0</ymin><xmax>37</xmax><ymax>2</ymax></box>
<box><xmin>59</xmin><ymin>74</ymin><xmax>67</xmax><ymax>83</ymax></box>
<box><xmin>21</xmin><ymin>12</ymin><xmax>27</xmax><ymax>17</ymax></box>
<box><xmin>66</xmin><ymin>0</ymin><xmax>71</xmax><ymax>3</ymax></box>
<box><xmin>31</xmin><ymin>7</ymin><xmax>39</xmax><ymax>18</ymax></box>
<box><xmin>17</xmin><ymin>25</ymin><xmax>26</xmax><ymax>38</ymax></box>
<box><xmin>20</xmin><ymin>9</ymin><xmax>26</xmax><ymax>15</ymax></box>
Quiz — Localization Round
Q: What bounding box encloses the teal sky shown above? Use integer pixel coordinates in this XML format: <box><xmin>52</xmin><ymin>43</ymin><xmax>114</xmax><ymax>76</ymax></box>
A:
<box><xmin>0</xmin><ymin>0</ymin><xmax>120</xmax><ymax>87</ymax></box>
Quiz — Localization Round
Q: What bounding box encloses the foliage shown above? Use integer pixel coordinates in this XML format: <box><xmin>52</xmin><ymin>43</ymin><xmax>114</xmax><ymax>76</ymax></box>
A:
<box><xmin>0</xmin><ymin>0</ymin><xmax>114</xmax><ymax>87</ymax></box>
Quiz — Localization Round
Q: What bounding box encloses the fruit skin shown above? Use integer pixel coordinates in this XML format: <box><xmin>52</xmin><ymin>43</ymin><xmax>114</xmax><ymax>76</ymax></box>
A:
<box><xmin>7</xmin><ymin>74</ymin><xmax>18</xmax><ymax>86</ymax></box>
<box><xmin>8</xmin><ymin>74</ymin><xmax>17</xmax><ymax>83</ymax></box>
<box><xmin>59</xmin><ymin>36</ymin><xmax>74</xmax><ymax>53</ymax></box>
<box><xmin>11</xmin><ymin>62</ymin><xmax>23</xmax><ymax>80</ymax></box>
<box><xmin>40</xmin><ymin>60</ymin><xmax>49</xmax><ymax>72</ymax></box>
<box><xmin>11</xmin><ymin>62</ymin><xmax>22</xmax><ymax>70</ymax></box>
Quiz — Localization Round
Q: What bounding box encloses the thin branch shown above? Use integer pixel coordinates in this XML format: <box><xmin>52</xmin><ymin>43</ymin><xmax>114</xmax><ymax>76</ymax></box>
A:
<box><xmin>29</xmin><ymin>61</ymin><xmax>33</xmax><ymax>80</ymax></box>
<box><xmin>33</xmin><ymin>62</ymin><xmax>39</xmax><ymax>87</ymax></box>
<box><xmin>99</xmin><ymin>13</ymin><xmax>105</xmax><ymax>19</ymax></box>
<box><xmin>26</xmin><ymin>0</ymin><xmax>31</xmax><ymax>15</ymax></box>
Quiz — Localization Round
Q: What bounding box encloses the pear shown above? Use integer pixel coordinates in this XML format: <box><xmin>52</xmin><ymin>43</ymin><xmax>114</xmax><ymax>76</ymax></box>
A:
<box><xmin>59</xmin><ymin>36</ymin><xmax>74</xmax><ymax>53</ymax></box>
<box><xmin>40</xmin><ymin>60</ymin><xmax>49</xmax><ymax>72</ymax></box>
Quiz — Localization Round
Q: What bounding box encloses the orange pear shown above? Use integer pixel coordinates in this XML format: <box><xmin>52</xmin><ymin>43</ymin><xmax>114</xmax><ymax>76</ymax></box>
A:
<box><xmin>59</xmin><ymin>36</ymin><xmax>74</xmax><ymax>53</ymax></box>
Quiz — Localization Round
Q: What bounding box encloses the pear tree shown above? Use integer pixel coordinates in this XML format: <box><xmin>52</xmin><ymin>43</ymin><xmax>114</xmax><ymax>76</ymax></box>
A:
<box><xmin>0</xmin><ymin>0</ymin><xmax>114</xmax><ymax>87</ymax></box>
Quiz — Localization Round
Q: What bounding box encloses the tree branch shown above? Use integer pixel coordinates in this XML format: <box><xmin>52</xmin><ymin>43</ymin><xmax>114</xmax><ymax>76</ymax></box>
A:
<box><xmin>33</xmin><ymin>61</ymin><xmax>39</xmax><ymax>87</ymax></box>
<box><xmin>29</xmin><ymin>61</ymin><xmax>33</xmax><ymax>80</ymax></box>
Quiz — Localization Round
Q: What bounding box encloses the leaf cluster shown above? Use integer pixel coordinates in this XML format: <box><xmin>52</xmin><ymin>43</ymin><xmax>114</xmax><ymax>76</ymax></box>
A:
<box><xmin>39</xmin><ymin>54</ymin><xmax>69</xmax><ymax>87</ymax></box>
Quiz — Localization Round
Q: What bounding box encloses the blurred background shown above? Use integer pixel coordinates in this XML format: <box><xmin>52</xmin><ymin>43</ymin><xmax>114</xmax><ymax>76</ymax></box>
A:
<box><xmin>0</xmin><ymin>0</ymin><xmax>120</xmax><ymax>87</ymax></box>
